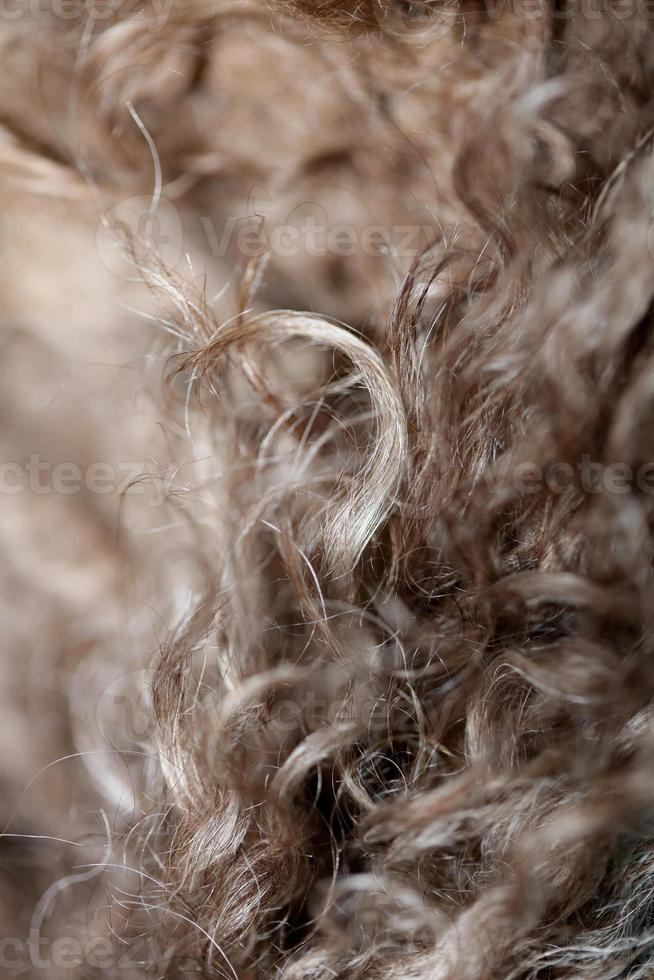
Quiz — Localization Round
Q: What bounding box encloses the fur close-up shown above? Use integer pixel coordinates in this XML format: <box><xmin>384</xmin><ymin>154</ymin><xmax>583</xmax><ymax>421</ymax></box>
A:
<box><xmin>3</xmin><ymin>0</ymin><xmax>654</xmax><ymax>976</ymax></box>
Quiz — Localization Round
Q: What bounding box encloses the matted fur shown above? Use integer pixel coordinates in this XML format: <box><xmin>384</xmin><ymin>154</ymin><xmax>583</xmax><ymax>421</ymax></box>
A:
<box><xmin>2</xmin><ymin>0</ymin><xmax>654</xmax><ymax>977</ymax></box>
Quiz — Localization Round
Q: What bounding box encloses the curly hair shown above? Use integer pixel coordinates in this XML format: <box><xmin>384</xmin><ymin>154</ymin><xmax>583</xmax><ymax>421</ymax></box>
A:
<box><xmin>3</xmin><ymin>0</ymin><xmax>654</xmax><ymax>977</ymax></box>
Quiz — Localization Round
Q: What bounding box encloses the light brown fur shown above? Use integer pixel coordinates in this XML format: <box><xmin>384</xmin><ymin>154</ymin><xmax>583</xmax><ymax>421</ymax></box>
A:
<box><xmin>3</xmin><ymin>1</ymin><xmax>654</xmax><ymax>977</ymax></box>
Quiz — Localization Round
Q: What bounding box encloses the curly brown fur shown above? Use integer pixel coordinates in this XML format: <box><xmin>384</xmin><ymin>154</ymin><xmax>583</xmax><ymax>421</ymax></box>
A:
<box><xmin>3</xmin><ymin>0</ymin><xmax>654</xmax><ymax>978</ymax></box>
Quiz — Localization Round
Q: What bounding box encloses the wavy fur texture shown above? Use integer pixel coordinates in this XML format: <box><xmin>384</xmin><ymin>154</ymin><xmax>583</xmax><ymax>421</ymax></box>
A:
<box><xmin>3</xmin><ymin>0</ymin><xmax>654</xmax><ymax>977</ymax></box>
